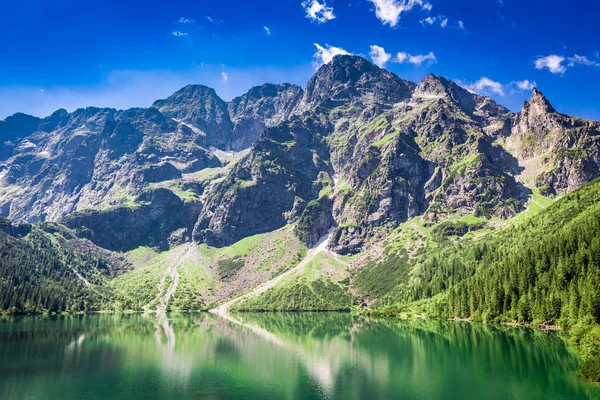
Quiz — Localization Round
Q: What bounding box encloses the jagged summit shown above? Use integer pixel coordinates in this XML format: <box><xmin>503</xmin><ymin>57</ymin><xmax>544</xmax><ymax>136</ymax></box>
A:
<box><xmin>296</xmin><ymin>54</ymin><xmax>414</xmax><ymax>112</ymax></box>
<box><xmin>525</xmin><ymin>87</ymin><xmax>556</xmax><ymax>116</ymax></box>
<box><xmin>414</xmin><ymin>73</ymin><xmax>450</xmax><ymax>97</ymax></box>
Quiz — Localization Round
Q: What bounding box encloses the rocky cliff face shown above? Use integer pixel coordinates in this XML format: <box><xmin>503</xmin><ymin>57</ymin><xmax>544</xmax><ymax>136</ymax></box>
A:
<box><xmin>507</xmin><ymin>88</ymin><xmax>600</xmax><ymax>195</ymax></box>
<box><xmin>0</xmin><ymin>106</ymin><xmax>220</xmax><ymax>223</ymax></box>
<box><xmin>228</xmin><ymin>83</ymin><xmax>304</xmax><ymax>150</ymax></box>
<box><xmin>152</xmin><ymin>85</ymin><xmax>233</xmax><ymax>149</ymax></box>
<box><xmin>1</xmin><ymin>55</ymin><xmax>599</xmax><ymax>254</ymax></box>
<box><xmin>193</xmin><ymin>116</ymin><xmax>333</xmax><ymax>247</ymax></box>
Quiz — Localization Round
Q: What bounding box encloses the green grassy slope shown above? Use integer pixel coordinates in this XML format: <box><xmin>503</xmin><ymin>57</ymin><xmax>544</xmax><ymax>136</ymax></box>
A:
<box><xmin>233</xmin><ymin>252</ymin><xmax>352</xmax><ymax>311</ymax></box>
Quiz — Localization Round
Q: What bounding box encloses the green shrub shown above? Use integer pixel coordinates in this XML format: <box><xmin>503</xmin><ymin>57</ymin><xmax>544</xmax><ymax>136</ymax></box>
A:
<box><xmin>581</xmin><ymin>355</ymin><xmax>600</xmax><ymax>382</ymax></box>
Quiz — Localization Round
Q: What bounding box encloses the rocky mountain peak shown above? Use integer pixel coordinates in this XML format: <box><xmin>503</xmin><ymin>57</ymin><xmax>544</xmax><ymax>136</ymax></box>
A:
<box><xmin>414</xmin><ymin>73</ymin><xmax>450</xmax><ymax>98</ymax></box>
<box><xmin>525</xmin><ymin>87</ymin><xmax>556</xmax><ymax>117</ymax></box>
<box><xmin>152</xmin><ymin>84</ymin><xmax>226</xmax><ymax>117</ymax></box>
<box><xmin>235</xmin><ymin>83</ymin><xmax>302</xmax><ymax>101</ymax></box>
<box><xmin>296</xmin><ymin>55</ymin><xmax>414</xmax><ymax>113</ymax></box>
<box><xmin>413</xmin><ymin>73</ymin><xmax>486</xmax><ymax>117</ymax></box>
<box><xmin>0</xmin><ymin>113</ymin><xmax>40</xmax><ymax>141</ymax></box>
<box><xmin>152</xmin><ymin>84</ymin><xmax>232</xmax><ymax>149</ymax></box>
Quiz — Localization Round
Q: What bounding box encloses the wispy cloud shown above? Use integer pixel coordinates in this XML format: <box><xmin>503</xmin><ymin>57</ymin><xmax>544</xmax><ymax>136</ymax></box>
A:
<box><xmin>514</xmin><ymin>79</ymin><xmax>536</xmax><ymax>90</ymax></box>
<box><xmin>264</xmin><ymin>26</ymin><xmax>271</xmax><ymax>35</ymax></box>
<box><xmin>313</xmin><ymin>43</ymin><xmax>350</xmax><ymax>68</ymax></box>
<box><xmin>172</xmin><ymin>31</ymin><xmax>188</xmax><ymax>37</ymax></box>
<box><xmin>396</xmin><ymin>51</ymin><xmax>437</xmax><ymax>66</ymax></box>
<box><xmin>459</xmin><ymin>77</ymin><xmax>537</xmax><ymax>97</ymax></box>
<box><xmin>369</xmin><ymin>45</ymin><xmax>392</xmax><ymax>68</ymax></box>
<box><xmin>221</xmin><ymin>72</ymin><xmax>228</xmax><ymax>82</ymax></box>
<box><xmin>535</xmin><ymin>53</ymin><xmax>600</xmax><ymax>75</ymax></box>
<box><xmin>459</xmin><ymin>77</ymin><xmax>505</xmax><ymax>96</ymax></box>
<box><xmin>205</xmin><ymin>16</ymin><xmax>214</xmax><ymax>22</ymax></box>
<box><xmin>567</xmin><ymin>54</ymin><xmax>600</xmax><ymax>67</ymax></box>
<box><xmin>420</xmin><ymin>15</ymin><xmax>449</xmax><ymax>28</ymax></box>
<box><xmin>178</xmin><ymin>17</ymin><xmax>194</xmax><ymax>23</ymax></box>
<box><xmin>367</xmin><ymin>0</ymin><xmax>432</xmax><ymax>27</ymax></box>
<box><xmin>302</xmin><ymin>0</ymin><xmax>336</xmax><ymax>23</ymax></box>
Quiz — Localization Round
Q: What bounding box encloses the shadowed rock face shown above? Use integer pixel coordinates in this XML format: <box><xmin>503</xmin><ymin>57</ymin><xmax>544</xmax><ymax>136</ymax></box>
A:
<box><xmin>63</xmin><ymin>188</ymin><xmax>201</xmax><ymax>252</ymax></box>
<box><xmin>228</xmin><ymin>83</ymin><xmax>304</xmax><ymax>151</ymax></box>
<box><xmin>193</xmin><ymin>116</ymin><xmax>333</xmax><ymax>247</ymax></box>
<box><xmin>152</xmin><ymin>83</ymin><xmax>306</xmax><ymax>151</ymax></box>
<box><xmin>1</xmin><ymin>55</ymin><xmax>599</xmax><ymax>253</ymax></box>
<box><xmin>0</xmin><ymin>113</ymin><xmax>41</xmax><ymax>161</ymax></box>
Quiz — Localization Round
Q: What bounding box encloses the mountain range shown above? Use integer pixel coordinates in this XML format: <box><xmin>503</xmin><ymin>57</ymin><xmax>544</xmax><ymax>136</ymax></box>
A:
<box><xmin>1</xmin><ymin>54</ymin><xmax>600</xmax><ymax>323</ymax></box>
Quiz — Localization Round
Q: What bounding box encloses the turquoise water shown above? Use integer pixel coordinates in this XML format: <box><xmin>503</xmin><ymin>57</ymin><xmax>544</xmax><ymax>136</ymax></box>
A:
<box><xmin>0</xmin><ymin>313</ymin><xmax>598</xmax><ymax>399</ymax></box>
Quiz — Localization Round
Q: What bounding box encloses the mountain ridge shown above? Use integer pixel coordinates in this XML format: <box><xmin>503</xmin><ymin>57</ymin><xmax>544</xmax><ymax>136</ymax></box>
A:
<box><xmin>1</xmin><ymin>54</ymin><xmax>599</xmax><ymax>254</ymax></box>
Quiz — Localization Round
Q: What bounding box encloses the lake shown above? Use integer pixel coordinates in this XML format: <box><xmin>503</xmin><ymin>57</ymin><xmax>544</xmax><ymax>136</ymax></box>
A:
<box><xmin>0</xmin><ymin>313</ymin><xmax>598</xmax><ymax>400</ymax></box>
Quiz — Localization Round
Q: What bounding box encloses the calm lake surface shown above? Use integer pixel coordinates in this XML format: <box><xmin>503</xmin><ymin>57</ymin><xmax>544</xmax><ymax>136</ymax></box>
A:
<box><xmin>0</xmin><ymin>312</ymin><xmax>599</xmax><ymax>400</ymax></box>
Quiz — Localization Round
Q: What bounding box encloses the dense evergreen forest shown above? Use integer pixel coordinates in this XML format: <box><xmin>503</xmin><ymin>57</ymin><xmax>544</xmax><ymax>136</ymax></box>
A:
<box><xmin>368</xmin><ymin>178</ymin><xmax>600</xmax><ymax>380</ymax></box>
<box><xmin>372</xmin><ymin>179</ymin><xmax>600</xmax><ymax>326</ymax></box>
<box><xmin>0</xmin><ymin>219</ymin><xmax>113</xmax><ymax>314</ymax></box>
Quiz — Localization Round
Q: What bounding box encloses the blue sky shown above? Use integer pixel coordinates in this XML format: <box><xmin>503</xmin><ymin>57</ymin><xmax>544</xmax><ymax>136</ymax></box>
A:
<box><xmin>0</xmin><ymin>0</ymin><xmax>599</xmax><ymax>120</ymax></box>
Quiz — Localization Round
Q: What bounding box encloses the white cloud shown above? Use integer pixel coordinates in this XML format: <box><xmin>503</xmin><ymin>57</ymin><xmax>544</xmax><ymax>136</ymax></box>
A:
<box><xmin>369</xmin><ymin>45</ymin><xmax>392</xmax><ymax>68</ymax></box>
<box><xmin>535</xmin><ymin>53</ymin><xmax>600</xmax><ymax>75</ymax></box>
<box><xmin>172</xmin><ymin>31</ymin><xmax>188</xmax><ymax>37</ymax></box>
<box><xmin>459</xmin><ymin>78</ymin><xmax>539</xmax><ymax>97</ymax></box>
<box><xmin>40</xmin><ymin>89</ymin><xmax>44</xmax><ymax>93</ymax></box>
<box><xmin>178</xmin><ymin>17</ymin><xmax>194</xmax><ymax>23</ymax></box>
<box><xmin>302</xmin><ymin>0</ymin><xmax>336</xmax><ymax>23</ymax></box>
<box><xmin>396</xmin><ymin>51</ymin><xmax>437</xmax><ymax>66</ymax></box>
<box><xmin>534</xmin><ymin>55</ymin><xmax>566</xmax><ymax>74</ymax></box>
<box><xmin>368</xmin><ymin>0</ymin><xmax>431</xmax><ymax>27</ymax></box>
<box><xmin>420</xmin><ymin>16</ymin><xmax>436</xmax><ymax>25</ymax></box>
<box><xmin>460</xmin><ymin>77</ymin><xmax>505</xmax><ymax>96</ymax></box>
<box><xmin>221</xmin><ymin>72</ymin><xmax>228</xmax><ymax>82</ymax></box>
<box><xmin>206</xmin><ymin>16</ymin><xmax>213</xmax><ymax>22</ymax></box>
<box><xmin>264</xmin><ymin>26</ymin><xmax>271</xmax><ymax>35</ymax></box>
<box><xmin>458</xmin><ymin>20</ymin><xmax>465</xmax><ymax>30</ymax></box>
<box><xmin>421</xmin><ymin>14</ymin><xmax>450</xmax><ymax>28</ymax></box>
<box><xmin>514</xmin><ymin>80</ymin><xmax>536</xmax><ymax>90</ymax></box>
<box><xmin>567</xmin><ymin>54</ymin><xmax>600</xmax><ymax>67</ymax></box>
<box><xmin>313</xmin><ymin>43</ymin><xmax>350</xmax><ymax>68</ymax></box>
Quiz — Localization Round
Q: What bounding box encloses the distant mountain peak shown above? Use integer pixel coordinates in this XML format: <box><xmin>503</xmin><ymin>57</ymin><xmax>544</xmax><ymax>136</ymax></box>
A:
<box><xmin>298</xmin><ymin>54</ymin><xmax>414</xmax><ymax>111</ymax></box>
<box><xmin>525</xmin><ymin>87</ymin><xmax>556</xmax><ymax>116</ymax></box>
<box><xmin>414</xmin><ymin>73</ymin><xmax>452</xmax><ymax>98</ymax></box>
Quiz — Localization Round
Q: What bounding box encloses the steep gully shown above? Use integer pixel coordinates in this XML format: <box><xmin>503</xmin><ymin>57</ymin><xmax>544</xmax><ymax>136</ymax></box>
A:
<box><xmin>155</xmin><ymin>243</ymin><xmax>194</xmax><ymax>314</ymax></box>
